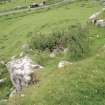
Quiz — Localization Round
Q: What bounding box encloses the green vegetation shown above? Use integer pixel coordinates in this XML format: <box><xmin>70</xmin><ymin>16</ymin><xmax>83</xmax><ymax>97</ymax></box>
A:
<box><xmin>0</xmin><ymin>0</ymin><xmax>65</xmax><ymax>12</ymax></box>
<box><xmin>0</xmin><ymin>0</ymin><xmax>105</xmax><ymax>105</ymax></box>
<box><xmin>0</xmin><ymin>0</ymin><xmax>101</xmax><ymax>59</ymax></box>
<box><xmin>9</xmin><ymin>51</ymin><xmax>105</xmax><ymax>105</ymax></box>
<box><xmin>98</xmin><ymin>10</ymin><xmax>105</xmax><ymax>19</ymax></box>
<box><xmin>30</xmin><ymin>24</ymin><xmax>89</xmax><ymax>60</ymax></box>
<box><xmin>0</xmin><ymin>64</ymin><xmax>11</xmax><ymax>100</ymax></box>
<box><xmin>0</xmin><ymin>0</ymin><xmax>41</xmax><ymax>12</ymax></box>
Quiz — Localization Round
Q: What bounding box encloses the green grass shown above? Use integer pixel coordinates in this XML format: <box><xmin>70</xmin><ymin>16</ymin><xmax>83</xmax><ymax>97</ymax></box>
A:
<box><xmin>1</xmin><ymin>0</ymin><xmax>105</xmax><ymax>105</ymax></box>
<box><xmin>0</xmin><ymin>0</ymin><xmax>43</xmax><ymax>12</ymax></box>
<box><xmin>0</xmin><ymin>0</ymin><xmax>65</xmax><ymax>12</ymax></box>
<box><xmin>8</xmin><ymin>51</ymin><xmax>105</xmax><ymax>105</ymax></box>
<box><xmin>0</xmin><ymin>0</ymin><xmax>101</xmax><ymax>59</ymax></box>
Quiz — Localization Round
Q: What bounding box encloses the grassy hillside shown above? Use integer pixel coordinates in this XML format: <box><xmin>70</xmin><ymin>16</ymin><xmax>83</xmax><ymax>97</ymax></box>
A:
<box><xmin>0</xmin><ymin>0</ymin><xmax>105</xmax><ymax>105</ymax></box>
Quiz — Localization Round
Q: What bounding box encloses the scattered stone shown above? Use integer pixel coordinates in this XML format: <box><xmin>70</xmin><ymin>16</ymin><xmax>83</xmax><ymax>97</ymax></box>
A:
<box><xmin>30</xmin><ymin>3</ymin><xmax>40</xmax><ymax>8</ymax></box>
<box><xmin>31</xmin><ymin>64</ymin><xmax>43</xmax><ymax>70</ymax></box>
<box><xmin>6</xmin><ymin>56</ymin><xmax>43</xmax><ymax>91</ymax></box>
<box><xmin>20</xmin><ymin>94</ymin><xmax>25</xmax><ymax>97</ymax></box>
<box><xmin>58</xmin><ymin>61</ymin><xmax>73</xmax><ymax>68</ymax></box>
<box><xmin>49</xmin><ymin>48</ymin><xmax>61</xmax><ymax>58</ymax></box>
<box><xmin>39</xmin><ymin>3</ymin><xmax>44</xmax><ymax>6</ymax></box>
<box><xmin>53</xmin><ymin>48</ymin><xmax>61</xmax><ymax>54</ymax></box>
<box><xmin>49</xmin><ymin>53</ymin><xmax>56</xmax><ymax>58</ymax></box>
<box><xmin>63</xmin><ymin>48</ymin><xmax>69</xmax><ymax>54</ymax></box>
<box><xmin>89</xmin><ymin>12</ymin><xmax>101</xmax><ymax>22</ymax></box>
<box><xmin>0</xmin><ymin>78</ymin><xmax>5</xmax><ymax>85</ymax></box>
<box><xmin>96</xmin><ymin>19</ymin><xmax>105</xmax><ymax>27</ymax></box>
<box><xmin>89</xmin><ymin>8</ymin><xmax>105</xmax><ymax>27</ymax></box>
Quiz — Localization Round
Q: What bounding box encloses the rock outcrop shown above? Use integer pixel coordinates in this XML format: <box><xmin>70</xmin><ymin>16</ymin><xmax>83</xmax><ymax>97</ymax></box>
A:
<box><xmin>6</xmin><ymin>56</ymin><xmax>43</xmax><ymax>91</ymax></box>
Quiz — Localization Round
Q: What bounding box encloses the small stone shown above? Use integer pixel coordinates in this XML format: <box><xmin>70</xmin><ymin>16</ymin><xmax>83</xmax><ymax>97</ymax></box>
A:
<box><xmin>49</xmin><ymin>53</ymin><xmax>56</xmax><ymax>58</ymax></box>
<box><xmin>96</xmin><ymin>19</ymin><xmax>105</xmax><ymax>27</ymax></box>
<box><xmin>20</xmin><ymin>94</ymin><xmax>25</xmax><ymax>97</ymax></box>
<box><xmin>58</xmin><ymin>61</ymin><xmax>72</xmax><ymax>68</ymax></box>
<box><xmin>31</xmin><ymin>64</ymin><xmax>43</xmax><ymax>69</ymax></box>
<box><xmin>63</xmin><ymin>48</ymin><xmax>69</xmax><ymax>53</ymax></box>
<box><xmin>0</xmin><ymin>78</ymin><xmax>5</xmax><ymax>85</ymax></box>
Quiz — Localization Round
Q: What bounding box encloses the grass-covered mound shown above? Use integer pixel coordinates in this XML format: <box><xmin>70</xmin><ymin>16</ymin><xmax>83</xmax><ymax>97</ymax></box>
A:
<box><xmin>8</xmin><ymin>50</ymin><xmax>105</xmax><ymax>105</ymax></box>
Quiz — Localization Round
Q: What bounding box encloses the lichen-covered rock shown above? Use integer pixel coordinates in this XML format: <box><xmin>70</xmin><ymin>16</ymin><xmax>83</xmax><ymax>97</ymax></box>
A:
<box><xmin>6</xmin><ymin>56</ymin><xmax>43</xmax><ymax>91</ymax></box>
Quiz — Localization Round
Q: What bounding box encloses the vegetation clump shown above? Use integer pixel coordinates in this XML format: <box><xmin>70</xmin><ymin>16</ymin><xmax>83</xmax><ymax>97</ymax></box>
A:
<box><xmin>30</xmin><ymin>24</ymin><xmax>90</xmax><ymax>60</ymax></box>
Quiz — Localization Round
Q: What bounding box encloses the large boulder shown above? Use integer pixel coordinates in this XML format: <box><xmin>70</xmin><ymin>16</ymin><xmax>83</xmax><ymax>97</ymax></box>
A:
<box><xmin>6</xmin><ymin>56</ymin><xmax>43</xmax><ymax>91</ymax></box>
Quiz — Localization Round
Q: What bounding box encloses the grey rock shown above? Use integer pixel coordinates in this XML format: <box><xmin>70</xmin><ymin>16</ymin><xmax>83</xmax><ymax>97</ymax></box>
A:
<box><xmin>58</xmin><ymin>61</ymin><xmax>73</xmax><ymax>68</ymax></box>
<box><xmin>49</xmin><ymin>53</ymin><xmax>56</xmax><ymax>58</ymax></box>
<box><xmin>96</xmin><ymin>19</ymin><xmax>105</xmax><ymax>27</ymax></box>
<box><xmin>63</xmin><ymin>48</ymin><xmax>69</xmax><ymax>54</ymax></box>
<box><xmin>6</xmin><ymin>56</ymin><xmax>43</xmax><ymax>91</ymax></box>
